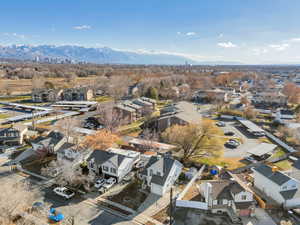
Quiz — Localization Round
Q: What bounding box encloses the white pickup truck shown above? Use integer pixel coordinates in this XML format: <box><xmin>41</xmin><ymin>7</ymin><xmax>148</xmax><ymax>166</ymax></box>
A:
<box><xmin>53</xmin><ymin>187</ymin><xmax>75</xmax><ymax>199</ymax></box>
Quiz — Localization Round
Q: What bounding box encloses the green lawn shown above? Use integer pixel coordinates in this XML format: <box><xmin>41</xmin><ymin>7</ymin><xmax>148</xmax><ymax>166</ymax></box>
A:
<box><xmin>274</xmin><ymin>160</ymin><xmax>292</xmax><ymax>170</ymax></box>
<box><xmin>0</xmin><ymin>114</ymin><xmax>9</xmax><ymax>119</ymax></box>
<box><xmin>94</xmin><ymin>96</ymin><xmax>113</xmax><ymax>102</ymax></box>
<box><xmin>270</xmin><ymin>148</ymin><xmax>286</xmax><ymax>159</ymax></box>
<box><xmin>0</xmin><ymin>95</ymin><xmax>31</xmax><ymax>102</ymax></box>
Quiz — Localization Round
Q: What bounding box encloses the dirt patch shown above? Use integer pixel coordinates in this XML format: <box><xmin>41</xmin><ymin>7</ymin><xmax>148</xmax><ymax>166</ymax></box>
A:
<box><xmin>105</xmin><ymin>180</ymin><xmax>148</xmax><ymax>210</ymax></box>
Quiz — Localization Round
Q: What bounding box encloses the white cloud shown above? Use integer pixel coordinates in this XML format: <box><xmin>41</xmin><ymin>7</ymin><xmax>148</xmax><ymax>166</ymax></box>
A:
<box><xmin>73</xmin><ymin>25</ymin><xmax>91</xmax><ymax>30</ymax></box>
<box><xmin>186</xmin><ymin>32</ymin><xmax>196</xmax><ymax>36</ymax></box>
<box><xmin>269</xmin><ymin>43</ymin><xmax>289</xmax><ymax>51</ymax></box>
<box><xmin>3</xmin><ymin>32</ymin><xmax>26</xmax><ymax>39</ymax></box>
<box><xmin>217</xmin><ymin>42</ymin><xmax>237</xmax><ymax>48</ymax></box>
<box><xmin>289</xmin><ymin>38</ymin><xmax>300</xmax><ymax>42</ymax></box>
<box><xmin>177</xmin><ymin>31</ymin><xmax>197</xmax><ymax>36</ymax></box>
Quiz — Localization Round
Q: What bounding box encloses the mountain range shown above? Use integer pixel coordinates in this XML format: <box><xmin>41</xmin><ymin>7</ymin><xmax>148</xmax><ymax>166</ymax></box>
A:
<box><xmin>0</xmin><ymin>45</ymin><xmax>243</xmax><ymax>65</ymax></box>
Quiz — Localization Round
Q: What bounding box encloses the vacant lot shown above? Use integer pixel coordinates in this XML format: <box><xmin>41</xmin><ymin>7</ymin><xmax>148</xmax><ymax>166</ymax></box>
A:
<box><xmin>0</xmin><ymin>77</ymin><xmax>98</xmax><ymax>95</ymax></box>
<box><xmin>104</xmin><ymin>180</ymin><xmax>147</xmax><ymax>210</ymax></box>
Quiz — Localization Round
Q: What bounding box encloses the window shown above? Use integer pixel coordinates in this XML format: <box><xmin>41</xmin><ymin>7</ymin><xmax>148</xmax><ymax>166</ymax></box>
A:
<box><xmin>157</xmin><ymin>171</ymin><xmax>161</xmax><ymax>176</ymax></box>
<box><xmin>110</xmin><ymin>168</ymin><xmax>116</xmax><ymax>174</ymax></box>
<box><xmin>103</xmin><ymin>166</ymin><xmax>109</xmax><ymax>172</ymax></box>
<box><xmin>282</xmin><ymin>186</ymin><xmax>287</xmax><ymax>190</ymax></box>
<box><xmin>150</xmin><ymin>169</ymin><xmax>153</xmax><ymax>176</ymax></box>
<box><xmin>241</xmin><ymin>195</ymin><xmax>247</xmax><ymax>200</ymax></box>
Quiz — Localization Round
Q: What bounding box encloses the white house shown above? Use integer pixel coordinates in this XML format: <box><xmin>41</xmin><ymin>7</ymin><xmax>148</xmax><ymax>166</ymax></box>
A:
<box><xmin>56</xmin><ymin>143</ymin><xmax>83</xmax><ymax>164</ymax></box>
<box><xmin>200</xmin><ymin>179</ymin><xmax>255</xmax><ymax>217</ymax></box>
<box><xmin>87</xmin><ymin>148</ymin><xmax>140</xmax><ymax>182</ymax></box>
<box><xmin>252</xmin><ymin>164</ymin><xmax>300</xmax><ymax>208</ymax></box>
<box><xmin>31</xmin><ymin>131</ymin><xmax>66</xmax><ymax>154</ymax></box>
<box><xmin>139</xmin><ymin>156</ymin><xmax>182</xmax><ymax>196</ymax></box>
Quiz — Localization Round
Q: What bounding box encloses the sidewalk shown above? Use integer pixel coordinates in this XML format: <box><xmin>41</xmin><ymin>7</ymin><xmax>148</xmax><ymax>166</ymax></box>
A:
<box><xmin>242</xmin><ymin>208</ymin><xmax>277</xmax><ymax>225</ymax></box>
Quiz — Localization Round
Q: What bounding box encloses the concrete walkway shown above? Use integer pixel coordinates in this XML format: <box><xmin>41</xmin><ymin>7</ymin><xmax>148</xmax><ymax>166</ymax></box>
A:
<box><xmin>242</xmin><ymin>208</ymin><xmax>277</xmax><ymax>225</ymax></box>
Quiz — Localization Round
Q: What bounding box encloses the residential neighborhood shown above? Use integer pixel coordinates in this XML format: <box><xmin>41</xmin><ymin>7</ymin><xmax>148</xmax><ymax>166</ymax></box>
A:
<box><xmin>1</xmin><ymin>65</ymin><xmax>300</xmax><ymax>225</ymax></box>
<box><xmin>2</xmin><ymin>1</ymin><xmax>300</xmax><ymax>225</ymax></box>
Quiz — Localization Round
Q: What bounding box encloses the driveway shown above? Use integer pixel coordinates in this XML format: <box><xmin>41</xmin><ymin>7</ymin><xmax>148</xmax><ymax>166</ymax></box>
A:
<box><xmin>242</xmin><ymin>208</ymin><xmax>277</xmax><ymax>225</ymax></box>
<box><xmin>218</xmin><ymin>121</ymin><xmax>261</xmax><ymax>158</ymax></box>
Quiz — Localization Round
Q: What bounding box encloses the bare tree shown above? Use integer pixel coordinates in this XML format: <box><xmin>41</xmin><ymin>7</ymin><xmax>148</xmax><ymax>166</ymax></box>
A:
<box><xmin>161</xmin><ymin>122</ymin><xmax>221</xmax><ymax>161</ymax></box>
<box><xmin>54</xmin><ymin>117</ymin><xmax>80</xmax><ymax>142</ymax></box>
<box><xmin>42</xmin><ymin>160</ymin><xmax>93</xmax><ymax>190</ymax></box>
<box><xmin>138</xmin><ymin>128</ymin><xmax>159</xmax><ymax>151</ymax></box>
<box><xmin>107</xmin><ymin>76</ymin><xmax>131</xmax><ymax>100</ymax></box>
<box><xmin>97</xmin><ymin>102</ymin><xmax>125</xmax><ymax>132</ymax></box>
<box><xmin>0</xmin><ymin>179</ymin><xmax>39</xmax><ymax>225</ymax></box>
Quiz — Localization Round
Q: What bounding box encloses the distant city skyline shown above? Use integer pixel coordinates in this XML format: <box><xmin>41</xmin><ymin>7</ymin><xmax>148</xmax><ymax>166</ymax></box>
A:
<box><xmin>1</xmin><ymin>0</ymin><xmax>300</xmax><ymax>64</ymax></box>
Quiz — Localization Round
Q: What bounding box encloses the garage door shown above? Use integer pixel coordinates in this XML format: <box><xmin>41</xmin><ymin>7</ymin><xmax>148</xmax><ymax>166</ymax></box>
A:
<box><xmin>151</xmin><ymin>183</ymin><xmax>163</xmax><ymax>196</ymax></box>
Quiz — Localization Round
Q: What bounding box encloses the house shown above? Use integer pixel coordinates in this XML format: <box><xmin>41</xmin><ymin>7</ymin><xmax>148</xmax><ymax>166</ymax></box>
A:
<box><xmin>156</xmin><ymin>101</ymin><xmax>202</xmax><ymax>131</ymax></box>
<box><xmin>31</xmin><ymin>131</ymin><xmax>66</xmax><ymax>154</ymax></box>
<box><xmin>61</xmin><ymin>87</ymin><xmax>94</xmax><ymax>101</ymax></box>
<box><xmin>193</xmin><ymin>88</ymin><xmax>229</xmax><ymax>103</ymax></box>
<box><xmin>32</xmin><ymin>88</ymin><xmax>63</xmax><ymax>103</ymax></box>
<box><xmin>114</xmin><ymin>104</ymin><xmax>137</xmax><ymax>124</ymax></box>
<box><xmin>128</xmin><ymin>138</ymin><xmax>177</xmax><ymax>153</ymax></box>
<box><xmin>123</xmin><ymin>100</ymin><xmax>143</xmax><ymax>118</ymax></box>
<box><xmin>0</xmin><ymin>124</ymin><xmax>28</xmax><ymax>146</ymax></box>
<box><xmin>200</xmin><ymin>179</ymin><xmax>255</xmax><ymax>217</ymax></box>
<box><xmin>252</xmin><ymin>164</ymin><xmax>300</xmax><ymax>208</ymax></box>
<box><xmin>251</xmin><ymin>92</ymin><xmax>287</xmax><ymax>108</ymax></box>
<box><xmin>87</xmin><ymin>148</ymin><xmax>140</xmax><ymax>182</ymax></box>
<box><xmin>32</xmin><ymin>87</ymin><xmax>93</xmax><ymax>103</ymax></box>
<box><xmin>56</xmin><ymin>143</ymin><xmax>83</xmax><ymax>164</ymax></box>
<box><xmin>114</xmin><ymin>97</ymin><xmax>157</xmax><ymax>124</ymax></box>
<box><xmin>139</xmin><ymin>156</ymin><xmax>182</xmax><ymax>196</ymax></box>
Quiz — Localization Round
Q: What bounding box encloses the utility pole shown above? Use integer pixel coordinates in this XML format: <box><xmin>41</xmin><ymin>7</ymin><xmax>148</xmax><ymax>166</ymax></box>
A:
<box><xmin>170</xmin><ymin>187</ymin><xmax>173</xmax><ymax>225</ymax></box>
<box><xmin>32</xmin><ymin>109</ymin><xmax>36</xmax><ymax>130</ymax></box>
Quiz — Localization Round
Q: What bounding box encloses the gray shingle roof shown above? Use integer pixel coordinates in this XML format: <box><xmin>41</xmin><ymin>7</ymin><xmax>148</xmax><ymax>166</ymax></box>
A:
<box><xmin>87</xmin><ymin>150</ymin><xmax>126</xmax><ymax>167</ymax></box>
<box><xmin>253</xmin><ymin>164</ymin><xmax>291</xmax><ymax>186</ymax></box>
<box><xmin>143</xmin><ymin>156</ymin><xmax>180</xmax><ymax>186</ymax></box>
<box><xmin>31</xmin><ymin>131</ymin><xmax>64</xmax><ymax>147</ymax></box>
<box><xmin>56</xmin><ymin>142</ymin><xmax>75</xmax><ymax>153</ymax></box>
<box><xmin>280</xmin><ymin>189</ymin><xmax>298</xmax><ymax>200</ymax></box>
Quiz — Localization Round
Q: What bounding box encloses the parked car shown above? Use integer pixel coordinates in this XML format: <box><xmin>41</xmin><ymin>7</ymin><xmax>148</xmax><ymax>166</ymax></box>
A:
<box><xmin>252</xmin><ymin>131</ymin><xmax>265</xmax><ymax>137</ymax></box>
<box><xmin>83</xmin><ymin>117</ymin><xmax>104</xmax><ymax>130</ymax></box>
<box><xmin>94</xmin><ymin>178</ymin><xmax>106</xmax><ymax>189</ymax></box>
<box><xmin>245</xmin><ymin>156</ymin><xmax>257</xmax><ymax>163</ymax></box>
<box><xmin>225</xmin><ymin>139</ymin><xmax>240</xmax><ymax>148</ymax></box>
<box><xmin>224</xmin><ymin>131</ymin><xmax>235</xmax><ymax>136</ymax></box>
<box><xmin>216</xmin><ymin>121</ymin><xmax>226</xmax><ymax>127</ymax></box>
<box><xmin>103</xmin><ymin>177</ymin><xmax>117</xmax><ymax>189</ymax></box>
<box><xmin>53</xmin><ymin>187</ymin><xmax>75</xmax><ymax>199</ymax></box>
<box><xmin>99</xmin><ymin>178</ymin><xmax>117</xmax><ymax>193</ymax></box>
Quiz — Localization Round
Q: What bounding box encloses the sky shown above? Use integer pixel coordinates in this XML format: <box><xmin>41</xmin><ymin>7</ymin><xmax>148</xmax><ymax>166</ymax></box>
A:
<box><xmin>1</xmin><ymin>0</ymin><xmax>300</xmax><ymax>64</ymax></box>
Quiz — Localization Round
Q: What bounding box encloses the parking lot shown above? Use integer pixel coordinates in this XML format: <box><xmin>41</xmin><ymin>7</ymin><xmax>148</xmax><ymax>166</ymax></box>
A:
<box><xmin>216</xmin><ymin>120</ymin><xmax>261</xmax><ymax>158</ymax></box>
